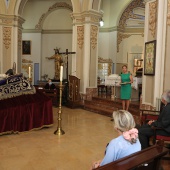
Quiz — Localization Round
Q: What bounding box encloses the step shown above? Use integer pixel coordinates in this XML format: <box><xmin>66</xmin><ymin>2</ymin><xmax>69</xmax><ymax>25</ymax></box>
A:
<box><xmin>84</xmin><ymin>100</ymin><xmax>118</xmax><ymax>117</ymax></box>
<box><xmin>84</xmin><ymin>99</ymin><xmax>140</xmax><ymax>117</ymax></box>
<box><xmin>92</xmin><ymin>97</ymin><xmax>139</xmax><ymax>109</ymax></box>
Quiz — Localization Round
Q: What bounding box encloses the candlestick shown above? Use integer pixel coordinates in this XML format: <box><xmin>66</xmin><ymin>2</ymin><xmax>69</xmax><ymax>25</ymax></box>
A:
<box><xmin>54</xmin><ymin>81</ymin><xmax>65</xmax><ymax>135</ymax></box>
<box><xmin>29</xmin><ymin>66</ymin><xmax>31</xmax><ymax>78</ymax></box>
<box><xmin>60</xmin><ymin>66</ymin><xmax>63</xmax><ymax>81</ymax></box>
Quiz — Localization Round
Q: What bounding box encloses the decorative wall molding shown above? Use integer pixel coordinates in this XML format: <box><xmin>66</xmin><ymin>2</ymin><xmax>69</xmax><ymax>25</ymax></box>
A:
<box><xmin>98</xmin><ymin>57</ymin><xmax>113</xmax><ymax>63</ymax></box>
<box><xmin>119</xmin><ymin>0</ymin><xmax>145</xmax><ymax>29</ymax></box>
<box><xmin>35</xmin><ymin>2</ymin><xmax>73</xmax><ymax>29</ymax></box>
<box><xmin>117</xmin><ymin>32</ymin><xmax>131</xmax><ymax>52</ymax></box>
<box><xmin>3</xmin><ymin>27</ymin><xmax>11</xmax><ymax>49</ymax></box>
<box><xmin>77</xmin><ymin>26</ymin><xmax>84</xmax><ymax>49</ymax></box>
<box><xmin>1</xmin><ymin>18</ymin><xmax>12</xmax><ymax>25</ymax></box>
<box><xmin>149</xmin><ymin>1</ymin><xmax>157</xmax><ymax>38</ymax></box>
<box><xmin>90</xmin><ymin>25</ymin><xmax>98</xmax><ymax>49</ymax></box>
<box><xmin>71</xmin><ymin>11</ymin><xmax>102</xmax><ymax>26</ymax></box>
<box><xmin>18</xmin><ymin>29</ymin><xmax>22</xmax><ymax>48</ymax></box>
<box><xmin>22</xmin><ymin>64</ymin><xmax>33</xmax><ymax>76</ymax></box>
<box><xmin>167</xmin><ymin>0</ymin><xmax>170</xmax><ymax>25</ymax></box>
<box><xmin>0</xmin><ymin>15</ymin><xmax>25</xmax><ymax>28</ymax></box>
<box><xmin>22</xmin><ymin>59</ymin><xmax>33</xmax><ymax>63</ymax></box>
<box><xmin>99</xmin><ymin>26</ymin><xmax>144</xmax><ymax>33</ymax></box>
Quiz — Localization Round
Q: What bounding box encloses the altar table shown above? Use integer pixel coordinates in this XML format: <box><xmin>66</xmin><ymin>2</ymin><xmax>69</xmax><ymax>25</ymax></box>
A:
<box><xmin>0</xmin><ymin>90</ymin><xmax>53</xmax><ymax>135</ymax></box>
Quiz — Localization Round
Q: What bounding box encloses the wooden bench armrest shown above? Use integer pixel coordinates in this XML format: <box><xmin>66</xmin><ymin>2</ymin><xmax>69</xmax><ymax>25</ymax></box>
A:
<box><xmin>95</xmin><ymin>141</ymin><xmax>169</xmax><ymax>170</ymax></box>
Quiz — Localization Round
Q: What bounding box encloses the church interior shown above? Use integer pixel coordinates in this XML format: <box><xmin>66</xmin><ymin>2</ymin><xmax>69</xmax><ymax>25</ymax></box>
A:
<box><xmin>0</xmin><ymin>0</ymin><xmax>170</xmax><ymax>169</ymax></box>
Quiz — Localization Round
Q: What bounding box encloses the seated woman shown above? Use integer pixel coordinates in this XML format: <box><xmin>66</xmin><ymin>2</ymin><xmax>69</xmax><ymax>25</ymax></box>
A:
<box><xmin>44</xmin><ymin>79</ymin><xmax>56</xmax><ymax>90</ymax></box>
<box><xmin>91</xmin><ymin>110</ymin><xmax>141</xmax><ymax>169</ymax></box>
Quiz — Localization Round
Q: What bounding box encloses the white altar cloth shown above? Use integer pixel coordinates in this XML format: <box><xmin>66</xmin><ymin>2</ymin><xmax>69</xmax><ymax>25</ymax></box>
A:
<box><xmin>105</xmin><ymin>75</ymin><xmax>142</xmax><ymax>90</ymax></box>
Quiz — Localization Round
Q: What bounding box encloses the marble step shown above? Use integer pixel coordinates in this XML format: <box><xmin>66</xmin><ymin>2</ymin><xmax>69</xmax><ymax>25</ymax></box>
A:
<box><xmin>92</xmin><ymin>96</ymin><xmax>139</xmax><ymax>109</ymax></box>
<box><xmin>84</xmin><ymin>99</ymin><xmax>141</xmax><ymax>124</ymax></box>
<box><xmin>84</xmin><ymin>100</ymin><xmax>117</xmax><ymax>117</ymax></box>
<box><xmin>84</xmin><ymin>97</ymin><xmax>140</xmax><ymax>117</ymax></box>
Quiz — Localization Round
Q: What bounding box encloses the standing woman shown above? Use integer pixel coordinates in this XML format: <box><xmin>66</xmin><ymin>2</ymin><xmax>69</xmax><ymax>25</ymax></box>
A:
<box><xmin>120</xmin><ymin>65</ymin><xmax>133</xmax><ymax>110</ymax></box>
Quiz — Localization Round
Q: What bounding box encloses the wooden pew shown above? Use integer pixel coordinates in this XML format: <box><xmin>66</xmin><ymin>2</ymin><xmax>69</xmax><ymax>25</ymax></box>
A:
<box><xmin>95</xmin><ymin>141</ymin><xmax>169</xmax><ymax>170</ymax></box>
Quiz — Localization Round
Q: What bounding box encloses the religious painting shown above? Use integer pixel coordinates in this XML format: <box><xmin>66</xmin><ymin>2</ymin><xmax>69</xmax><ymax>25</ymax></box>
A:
<box><xmin>22</xmin><ymin>40</ymin><xmax>31</xmax><ymax>55</ymax></box>
<box><xmin>144</xmin><ymin>40</ymin><xmax>156</xmax><ymax>75</ymax></box>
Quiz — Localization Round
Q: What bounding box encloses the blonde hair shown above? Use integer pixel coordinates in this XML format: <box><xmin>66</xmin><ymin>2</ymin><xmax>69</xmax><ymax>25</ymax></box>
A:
<box><xmin>113</xmin><ymin>110</ymin><xmax>136</xmax><ymax>132</ymax></box>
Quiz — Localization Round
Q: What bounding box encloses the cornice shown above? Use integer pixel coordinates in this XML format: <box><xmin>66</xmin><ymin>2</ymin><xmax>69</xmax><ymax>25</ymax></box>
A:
<box><xmin>99</xmin><ymin>26</ymin><xmax>144</xmax><ymax>33</ymax></box>
<box><xmin>22</xmin><ymin>29</ymin><xmax>72</xmax><ymax>34</ymax></box>
<box><xmin>0</xmin><ymin>14</ymin><xmax>25</xmax><ymax>28</ymax></box>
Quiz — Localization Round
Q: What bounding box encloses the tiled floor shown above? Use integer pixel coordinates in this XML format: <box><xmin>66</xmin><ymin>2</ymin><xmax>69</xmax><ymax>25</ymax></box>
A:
<box><xmin>0</xmin><ymin>107</ymin><xmax>169</xmax><ymax>170</ymax></box>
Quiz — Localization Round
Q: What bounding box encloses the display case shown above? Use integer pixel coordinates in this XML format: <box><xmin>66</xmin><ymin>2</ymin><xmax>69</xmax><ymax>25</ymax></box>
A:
<box><xmin>98</xmin><ymin>57</ymin><xmax>112</xmax><ymax>85</ymax></box>
<box><xmin>127</xmin><ymin>53</ymin><xmax>143</xmax><ymax>75</ymax></box>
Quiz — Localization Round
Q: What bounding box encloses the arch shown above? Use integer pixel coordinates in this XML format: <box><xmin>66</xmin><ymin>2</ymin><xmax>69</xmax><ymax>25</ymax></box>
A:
<box><xmin>92</xmin><ymin>0</ymin><xmax>101</xmax><ymax>11</ymax></box>
<box><xmin>0</xmin><ymin>0</ymin><xmax>7</xmax><ymax>14</ymax></box>
<box><xmin>14</xmin><ymin>0</ymin><xmax>28</xmax><ymax>16</ymax></box>
<box><xmin>81</xmin><ymin>0</ymin><xmax>102</xmax><ymax>12</ymax></box>
<box><xmin>35</xmin><ymin>2</ymin><xmax>73</xmax><ymax>30</ymax></box>
<box><xmin>70</xmin><ymin>0</ymin><xmax>81</xmax><ymax>13</ymax></box>
<box><xmin>118</xmin><ymin>0</ymin><xmax>145</xmax><ymax>29</ymax></box>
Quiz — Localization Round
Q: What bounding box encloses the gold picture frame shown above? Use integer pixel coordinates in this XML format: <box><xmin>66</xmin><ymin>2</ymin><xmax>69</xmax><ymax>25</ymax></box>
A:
<box><xmin>22</xmin><ymin>40</ymin><xmax>31</xmax><ymax>55</ymax></box>
<box><xmin>144</xmin><ymin>40</ymin><xmax>156</xmax><ymax>75</ymax></box>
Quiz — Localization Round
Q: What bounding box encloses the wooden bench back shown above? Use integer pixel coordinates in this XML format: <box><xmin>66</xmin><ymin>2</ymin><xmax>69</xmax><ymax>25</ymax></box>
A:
<box><xmin>95</xmin><ymin>141</ymin><xmax>169</xmax><ymax>170</ymax></box>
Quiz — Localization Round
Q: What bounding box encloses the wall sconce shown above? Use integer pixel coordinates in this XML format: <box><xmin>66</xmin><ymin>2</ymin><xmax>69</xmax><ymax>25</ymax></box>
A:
<box><xmin>99</xmin><ymin>18</ymin><xmax>104</xmax><ymax>27</ymax></box>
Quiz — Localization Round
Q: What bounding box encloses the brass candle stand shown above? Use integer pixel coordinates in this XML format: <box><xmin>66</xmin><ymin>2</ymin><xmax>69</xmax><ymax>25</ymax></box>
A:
<box><xmin>54</xmin><ymin>81</ymin><xmax>65</xmax><ymax>135</ymax></box>
<box><xmin>29</xmin><ymin>78</ymin><xmax>32</xmax><ymax>85</ymax></box>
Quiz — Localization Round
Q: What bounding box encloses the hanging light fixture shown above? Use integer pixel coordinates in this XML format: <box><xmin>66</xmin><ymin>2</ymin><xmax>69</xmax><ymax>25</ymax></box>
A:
<box><xmin>99</xmin><ymin>18</ymin><xmax>104</xmax><ymax>27</ymax></box>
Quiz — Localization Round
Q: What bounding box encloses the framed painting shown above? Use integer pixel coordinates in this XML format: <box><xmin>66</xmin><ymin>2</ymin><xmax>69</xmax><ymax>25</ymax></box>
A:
<box><xmin>22</xmin><ymin>40</ymin><xmax>31</xmax><ymax>55</ymax></box>
<box><xmin>144</xmin><ymin>40</ymin><xmax>156</xmax><ymax>75</ymax></box>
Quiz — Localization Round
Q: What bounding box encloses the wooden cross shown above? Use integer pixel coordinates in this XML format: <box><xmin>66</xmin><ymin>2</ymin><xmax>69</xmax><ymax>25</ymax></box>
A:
<box><xmin>58</xmin><ymin>49</ymin><xmax>76</xmax><ymax>81</ymax></box>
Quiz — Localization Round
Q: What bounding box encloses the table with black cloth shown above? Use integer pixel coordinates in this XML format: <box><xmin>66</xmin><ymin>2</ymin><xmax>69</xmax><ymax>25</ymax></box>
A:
<box><xmin>0</xmin><ymin>90</ymin><xmax>53</xmax><ymax>135</ymax></box>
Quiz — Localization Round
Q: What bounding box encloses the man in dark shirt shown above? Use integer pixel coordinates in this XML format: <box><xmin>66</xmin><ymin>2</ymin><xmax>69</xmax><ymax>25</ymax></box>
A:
<box><xmin>44</xmin><ymin>79</ymin><xmax>56</xmax><ymax>90</ymax></box>
<box><xmin>138</xmin><ymin>90</ymin><xmax>170</xmax><ymax>149</ymax></box>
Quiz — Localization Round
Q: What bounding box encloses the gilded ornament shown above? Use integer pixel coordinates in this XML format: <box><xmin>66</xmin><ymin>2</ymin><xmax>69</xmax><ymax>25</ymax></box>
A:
<box><xmin>77</xmin><ymin>26</ymin><xmax>84</xmax><ymax>49</ymax></box>
<box><xmin>149</xmin><ymin>1</ymin><xmax>157</xmax><ymax>38</ymax></box>
<box><xmin>117</xmin><ymin>32</ymin><xmax>131</xmax><ymax>52</ymax></box>
<box><xmin>3</xmin><ymin>27</ymin><xmax>11</xmax><ymax>49</ymax></box>
<box><xmin>90</xmin><ymin>25</ymin><xmax>98</xmax><ymax>49</ymax></box>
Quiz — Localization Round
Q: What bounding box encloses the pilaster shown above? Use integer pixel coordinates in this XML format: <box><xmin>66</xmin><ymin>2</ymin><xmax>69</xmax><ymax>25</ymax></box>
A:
<box><xmin>142</xmin><ymin>0</ymin><xmax>167</xmax><ymax>108</ymax></box>
<box><xmin>71</xmin><ymin>10</ymin><xmax>102</xmax><ymax>94</ymax></box>
<box><xmin>0</xmin><ymin>14</ymin><xmax>24</xmax><ymax>73</ymax></box>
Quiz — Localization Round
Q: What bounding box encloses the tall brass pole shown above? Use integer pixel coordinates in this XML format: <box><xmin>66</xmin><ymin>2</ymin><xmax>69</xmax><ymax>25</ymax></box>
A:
<box><xmin>54</xmin><ymin>81</ymin><xmax>65</xmax><ymax>135</ymax></box>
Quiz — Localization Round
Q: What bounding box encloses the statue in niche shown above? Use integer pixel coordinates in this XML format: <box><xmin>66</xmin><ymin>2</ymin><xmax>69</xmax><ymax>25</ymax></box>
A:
<box><xmin>46</xmin><ymin>48</ymin><xmax>63</xmax><ymax>80</ymax></box>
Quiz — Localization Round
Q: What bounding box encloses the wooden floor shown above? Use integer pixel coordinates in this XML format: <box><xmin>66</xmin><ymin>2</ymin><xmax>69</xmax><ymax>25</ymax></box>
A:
<box><xmin>0</xmin><ymin>107</ymin><xmax>169</xmax><ymax>170</ymax></box>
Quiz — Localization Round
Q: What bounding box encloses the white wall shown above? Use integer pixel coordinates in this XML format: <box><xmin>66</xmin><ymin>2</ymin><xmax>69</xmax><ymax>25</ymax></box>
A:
<box><xmin>22</xmin><ymin>0</ymin><xmax>72</xmax><ymax>29</ymax></box>
<box><xmin>117</xmin><ymin>34</ymin><xmax>144</xmax><ymax>75</ymax></box>
<box><xmin>22</xmin><ymin>33</ymin><xmax>42</xmax><ymax>81</ymax></box>
<box><xmin>98</xmin><ymin>31</ymin><xmax>117</xmax><ymax>73</ymax></box>
<box><xmin>42</xmin><ymin>34</ymin><xmax>72</xmax><ymax>80</ymax></box>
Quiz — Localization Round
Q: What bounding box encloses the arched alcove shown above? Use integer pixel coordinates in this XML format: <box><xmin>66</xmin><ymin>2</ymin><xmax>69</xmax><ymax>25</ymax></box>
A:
<box><xmin>43</xmin><ymin>9</ymin><xmax>72</xmax><ymax>30</ymax></box>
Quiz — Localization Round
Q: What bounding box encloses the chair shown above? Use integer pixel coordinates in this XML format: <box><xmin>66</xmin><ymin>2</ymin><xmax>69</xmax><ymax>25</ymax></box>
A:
<box><xmin>140</xmin><ymin>109</ymin><xmax>170</xmax><ymax>159</ymax></box>
<box><xmin>140</xmin><ymin>109</ymin><xmax>159</xmax><ymax>125</ymax></box>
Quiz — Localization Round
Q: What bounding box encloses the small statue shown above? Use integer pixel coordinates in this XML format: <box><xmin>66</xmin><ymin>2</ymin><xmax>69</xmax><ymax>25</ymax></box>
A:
<box><xmin>46</xmin><ymin>47</ymin><xmax>63</xmax><ymax>80</ymax></box>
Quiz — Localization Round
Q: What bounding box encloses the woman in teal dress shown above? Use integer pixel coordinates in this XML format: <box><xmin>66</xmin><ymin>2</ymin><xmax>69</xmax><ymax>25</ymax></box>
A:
<box><xmin>120</xmin><ymin>65</ymin><xmax>133</xmax><ymax>111</ymax></box>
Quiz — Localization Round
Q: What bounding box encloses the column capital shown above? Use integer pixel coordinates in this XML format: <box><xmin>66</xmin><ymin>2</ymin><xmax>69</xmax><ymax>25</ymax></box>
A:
<box><xmin>71</xmin><ymin>10</ymin><xmax>102</xmax><ymax>26</ymax></box>
<box><xmin>0</xmin><ymin>14</ymin><xmax>25</xmax><ymax>28</ymax></box>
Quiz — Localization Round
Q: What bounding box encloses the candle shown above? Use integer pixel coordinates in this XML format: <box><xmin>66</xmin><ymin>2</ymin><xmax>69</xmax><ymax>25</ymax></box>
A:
<box><xmin>60</xmin><ymin>66</ymin><xmax>63</xmax><ymax>81</ymax></box>
<box><xmin>29</xmin><ymin>66</ymin><xmax>31</xmax><ymax>78</ymax></box>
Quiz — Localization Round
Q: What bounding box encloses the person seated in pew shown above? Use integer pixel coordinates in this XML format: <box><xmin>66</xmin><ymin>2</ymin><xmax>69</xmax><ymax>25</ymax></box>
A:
<box><xmin>44</xmin><ymin>79</ymin><xmax>56</xmax><ymax>90</ymax></box>
<box><xmin>138</xmin><ymin>89</ymin><xmax>170</xmax><ymax>150</ymax></box>
<box><xmin>91</xmin><ymin>110</ymin><xmax>141</xmax><ymax>169</ymax></box>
